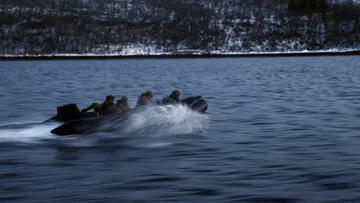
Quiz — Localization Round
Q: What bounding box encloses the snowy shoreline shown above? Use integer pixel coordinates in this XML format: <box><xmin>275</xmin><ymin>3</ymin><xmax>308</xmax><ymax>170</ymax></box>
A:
<box><xmin>1</xmin><ymin>49</ymin><xmax>359</xmax><ymax>60</ymax></box>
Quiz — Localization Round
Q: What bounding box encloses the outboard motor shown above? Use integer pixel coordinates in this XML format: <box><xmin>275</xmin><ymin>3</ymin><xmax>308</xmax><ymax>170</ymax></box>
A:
<box><xmin>56</xmin><ymin>103</ymin><xmax>81</xmax><ymax>122</ymax></box>
<box><xmin>182</xmin><ymin>96</ymin><xmax>208</xmax><ymax>113</ymax></box>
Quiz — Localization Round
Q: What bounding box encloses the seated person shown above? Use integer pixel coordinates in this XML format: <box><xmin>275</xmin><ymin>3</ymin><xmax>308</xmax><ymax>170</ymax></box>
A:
<box><xmin>116</xmin><ymin>96</ymin><xmax>131</xmax><ymax>113</ymax></box>
<box><xmin>162</xmin><ymin>90</ymin><xmax>181</xmax><ymax>104</ymax></box>
<box><xmin>136</xmin><ymin>91</ymin><xmax>154</xmax><ymax>107</ymax></box>
<box><xmin>94</xmin><ymin>95</ymin><xmax>116</xmax><ymax>114</ymax></box>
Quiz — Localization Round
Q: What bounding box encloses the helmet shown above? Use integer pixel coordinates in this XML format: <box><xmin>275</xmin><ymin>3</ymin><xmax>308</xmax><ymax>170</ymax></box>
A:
<box><xmin>172</xmin><ymin>90</ymin><xmax>180</xmax><ymax>97</ymax></box>
<box><xmin>145</xmin><ymin>91</ymin><xmax>153</xmax><ymax>97</ymax></box>
<box><xmin>106</xmin><ymin>95</ymin><xmax>115</xmax><ymax>101</ymax></box>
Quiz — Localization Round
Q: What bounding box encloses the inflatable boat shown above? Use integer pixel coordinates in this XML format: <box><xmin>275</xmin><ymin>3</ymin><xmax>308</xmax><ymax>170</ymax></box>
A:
<box><xmin>49</xmin><ymin>96</ymin><xmax>208</xmax><ymax>136</ymax></box>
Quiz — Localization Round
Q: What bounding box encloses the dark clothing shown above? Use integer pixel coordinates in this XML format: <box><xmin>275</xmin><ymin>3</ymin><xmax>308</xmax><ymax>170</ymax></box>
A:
<box><xmin>136</xmin><ymin>96</ymin><xmax>153</xmax><ymax>107</ymax></box>
<box><xmin>94</xmin><ymin>103</ymin><xmax>103</xmax><ymax>113</ymax></box>
<box><xmin>169</xmin><ymin>94</ymin><xmax>180</xmax><ymax>103</ymax></box>
<box><xmin>94</xmin><ymin>101</ymin><xmax>116</xmax><ymax>114</ymax></box>
<box><xmin>103</xmin><ymin>104</ymin><xmax>116</xmax><ymax>114</ymax></box>
<box><xmin>162</xmin><ymin>94</ymin><xmax>180</xmax><ymax>104</ymax></box>
<box><xmin>102</xmin><ymin>100</ymin><xmax>116</xmax><ymax>114</ymax></box>
<box><xmin>116</xmin><ymin>102</ymin><xmax>131</xmax><ymax>113</ymax></box>
<box><xmin>81</xmin><ymin>103</ymin><xmax>98</xmax><ymax>114</ymax></box>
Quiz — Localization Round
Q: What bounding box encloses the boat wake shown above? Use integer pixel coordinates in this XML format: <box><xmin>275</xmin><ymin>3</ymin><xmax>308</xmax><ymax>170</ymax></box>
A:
<box><xmin>95</xmin><ymin>104</ymin><xmax>209</xmax><ymax>137</ymax></box>
<box><xmin>123</xmin><ymin>104</ymin><xmax>209</xmax><ymax>136</ymax></box>
<box><xmin>0</xmin><ymin>122</ymin><xmax>58</xmax><ymax>143</ymax></box>
<box><xmin>0</xmin><ymin>105</ymin><xmax>209</xmax><ymax>146</ymax></box>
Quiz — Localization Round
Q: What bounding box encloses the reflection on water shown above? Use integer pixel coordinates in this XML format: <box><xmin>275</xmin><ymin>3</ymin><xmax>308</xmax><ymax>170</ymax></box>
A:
<box><xmin>1</xmin><ymin>57</ymin><xmax>360</xmax><ymax>202</ymax></box>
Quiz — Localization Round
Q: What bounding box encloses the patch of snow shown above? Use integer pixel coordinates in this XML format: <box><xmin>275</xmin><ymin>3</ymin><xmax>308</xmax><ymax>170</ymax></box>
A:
<box><xmin>1</xmin><ymin>48</ymin><xmax>359</xmax><ymax>58</ymax></box>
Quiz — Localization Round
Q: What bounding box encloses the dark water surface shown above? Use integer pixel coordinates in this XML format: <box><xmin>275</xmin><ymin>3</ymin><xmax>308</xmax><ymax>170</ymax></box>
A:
<box><xmin>1</xmin><ymin>57</ymin><xmax>360</xmax><ymax>202</ymax></box>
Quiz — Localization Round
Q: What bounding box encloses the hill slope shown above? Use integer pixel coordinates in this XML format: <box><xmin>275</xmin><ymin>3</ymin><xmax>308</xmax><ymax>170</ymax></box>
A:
<box><xmin>1</xmin><ymin>0</ymin><xmax>359</xmax><ymax>56</ymax></box>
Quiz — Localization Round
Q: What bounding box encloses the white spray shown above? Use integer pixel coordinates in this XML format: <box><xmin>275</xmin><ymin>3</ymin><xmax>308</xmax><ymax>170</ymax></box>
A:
<box><xmin>124</xmin><ymin>104</ymin><xmax>209</xmax><ymax>136</ymax></box>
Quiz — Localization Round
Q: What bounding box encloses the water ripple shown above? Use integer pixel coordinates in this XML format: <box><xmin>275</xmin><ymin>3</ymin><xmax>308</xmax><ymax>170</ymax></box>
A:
<box><xmin>0</xmin><ymin>57</ymin><xmax>360</xmax><ymax>202</ymax></box>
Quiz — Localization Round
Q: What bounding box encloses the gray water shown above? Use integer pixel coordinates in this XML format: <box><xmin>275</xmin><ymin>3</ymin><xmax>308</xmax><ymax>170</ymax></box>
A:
<box><xmin>1</xmin><ymin>56</ymin><xmax>360</xmax><ymax>202</ymax></box>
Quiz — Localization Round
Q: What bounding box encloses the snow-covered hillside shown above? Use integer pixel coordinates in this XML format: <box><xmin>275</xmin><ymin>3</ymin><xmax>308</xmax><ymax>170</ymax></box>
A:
<box><xmin>0</xmin><ymin>0</ymin><xmax>359</xmax><ymax>56</ymax></box>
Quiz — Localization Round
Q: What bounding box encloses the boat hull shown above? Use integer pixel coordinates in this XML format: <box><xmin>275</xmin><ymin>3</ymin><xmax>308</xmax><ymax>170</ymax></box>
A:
<box><xmin>50</xmin><ymin>96</ymin><xmax>208</xmax><ymax>136</ymax></box>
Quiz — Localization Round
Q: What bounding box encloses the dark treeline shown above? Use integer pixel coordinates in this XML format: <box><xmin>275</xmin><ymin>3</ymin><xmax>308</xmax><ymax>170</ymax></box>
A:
<box><xmin>0</xmin><ymin>0</ymin><xmax>359</xmax><ymax>55</ymax></box>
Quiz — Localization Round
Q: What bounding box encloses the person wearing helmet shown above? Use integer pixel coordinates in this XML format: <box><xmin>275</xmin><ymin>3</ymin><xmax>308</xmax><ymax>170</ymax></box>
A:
<box><xmin>162</xmin><ymin>90</ymin><xmax>181</xmax><ymax>104</ymax></box>
<box><xmin>136</xmin><ymin>91</ymin><xmax>154</xmax><ymax>107</ymax></box>
<box><xmin>94</xmin><ymin>94</ymin><xmax>116</xmax><ymax>114</ymax></box>
<box><xmin>116</xmin><ymin>96</ymin><xmax>131</xmax><ymax>113</ymax></box>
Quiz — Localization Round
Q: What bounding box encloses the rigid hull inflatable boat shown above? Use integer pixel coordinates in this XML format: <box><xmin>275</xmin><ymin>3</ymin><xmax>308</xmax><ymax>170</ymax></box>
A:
<box><xmin>49</xmin><ymin>96</ymin><xmax>208</xmax><ymax>136</ymax></box>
